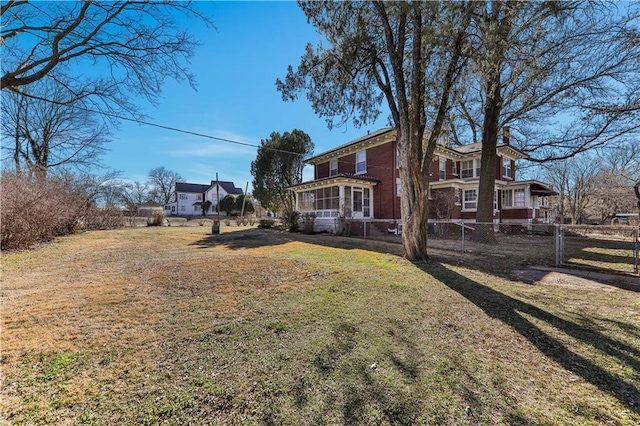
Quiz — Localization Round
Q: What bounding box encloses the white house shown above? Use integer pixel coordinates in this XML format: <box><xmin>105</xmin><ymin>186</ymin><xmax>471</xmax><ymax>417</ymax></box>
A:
<box><xmin>164</xmin><ymin>180</ymin><xmax>243</xmax><ymax>216</ymax></box>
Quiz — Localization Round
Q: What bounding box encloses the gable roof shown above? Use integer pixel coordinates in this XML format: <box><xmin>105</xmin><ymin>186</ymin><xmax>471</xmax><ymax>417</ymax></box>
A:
<box><xmin>175</xmin><ymin>181</ymin><xmax>243</xmax><ymax>195</ymax></box>
<box><xmin>209</xmin><ymin>180</ymin><xmax>243</xmax><ymax>195</ymax></box>
<box><xmin>175</xmin><ymin>182</ymin><xmax>209</xmax><ymax>193</ymax></box>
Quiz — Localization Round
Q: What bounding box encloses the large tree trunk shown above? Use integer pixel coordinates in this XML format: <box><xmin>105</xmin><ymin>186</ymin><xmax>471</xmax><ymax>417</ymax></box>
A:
<box><xmin>398</xmin><ymin>129</ymin><xmax>430</xmax><ymax>261</ymax></box>
<box><xmin>473</xmin><ymin>75</ymin><xmax>500</xmax><ymax>244</ymax></box>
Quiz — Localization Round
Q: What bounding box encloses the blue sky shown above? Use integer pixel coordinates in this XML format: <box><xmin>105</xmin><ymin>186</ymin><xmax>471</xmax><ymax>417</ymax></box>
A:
<box><xmin>102</xmin><ymin>1</ymin><xmax>388</xmax><ymax>190</ymax></box>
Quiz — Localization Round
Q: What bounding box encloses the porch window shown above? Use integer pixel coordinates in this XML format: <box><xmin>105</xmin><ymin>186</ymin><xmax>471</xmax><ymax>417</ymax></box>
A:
<box><xmin>330</xmin><ymin>159</ymin><xmax>338</xmax><ymax>177</ymax></box>
<box><xmin>461</xmin><ymin>160</ymin><xmax>474</xmax><ymax>178</ymax></box>
<box><xmin>452</xmin><ymin>161</ymin><xmax>458</xmax><ymax>176</ymax></box>
<box><xmin>463</xmin><ymin>189</ymin><xmax>477</xmax><ymax>210</ymax></box>
<box><xmin>502</xmin><ymin>159</ymin><xmax>512</xmax><ymax>179</ymax></box>
<box><xmin>502</xmin><ymin>188</ymin><xmax>525</xmax><ymax>207</ymax></box>
<box><xmin>363</xmin><ymin>188</ymin><xmax>370</xmax><ymax>217</ymax></box>
<box><xmin>475</xmin><ymin>159</ymin><xmax>481</xmax><ymax>177</ymax></box>
<box><xmin>502</xmin><ymin>189</ymin><xmax>513</xmax><ymax>207</ymax></box>
<box><xmin>356</xmin><ymin>150</ymin><xmax>366</xmax><ymax>174</ymax></box>
<box><xmin>439</xmin><ymin>158</ymin><xmax>446</xmax><ymax>180</ymax></box>
<box><xmin>514</xmin><ymin>188</ymin><xmax>525</xmax><ymax>207</ymax></box>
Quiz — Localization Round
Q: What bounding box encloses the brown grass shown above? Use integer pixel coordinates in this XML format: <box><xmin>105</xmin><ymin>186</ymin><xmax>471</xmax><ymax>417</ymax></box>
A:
<box><xmin>2</xmin><ymin>227</ymin><xmax>639</xmax><ymax>425</ymax></box>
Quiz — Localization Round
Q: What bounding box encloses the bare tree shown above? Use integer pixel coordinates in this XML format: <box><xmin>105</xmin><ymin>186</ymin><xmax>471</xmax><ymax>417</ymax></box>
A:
<box><xmin>544</xmin><ymin>156</ymin><xmax>601</xmax><ymax>224</ymax></box>
<box><xmin>1</xmin><ymin>1</ymin><xmax>213</xmax><ymax>118</ymax></box>
<box><xmin>1</xmin><ymin>77</ymin><xmax>109</xmax><ymax>179</ymax></box>
<box><xmin>147</xmin><ymin>167</ymin><xmax>183</xmax><ymax>205</ymax></box>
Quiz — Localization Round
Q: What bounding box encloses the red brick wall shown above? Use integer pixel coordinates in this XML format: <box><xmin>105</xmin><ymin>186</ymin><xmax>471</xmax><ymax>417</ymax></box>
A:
<box><xmin>315</xmin><ymin>162</ymin><xmax>329</xmax><ymax>179</ymax></box>
<box><xmin>367</xmin><ymin>142</ymin><xmax>399</xmax><ymax>220</ymax></box>
<box><xmin>500</xmin><ymin>208</ymin><xmax>532</xmax><ymax>220</ymax></box>
<box><xmin>339</xmin><ymin>153</ymin><xmax>356</xmax><ymax>175</ymax></box>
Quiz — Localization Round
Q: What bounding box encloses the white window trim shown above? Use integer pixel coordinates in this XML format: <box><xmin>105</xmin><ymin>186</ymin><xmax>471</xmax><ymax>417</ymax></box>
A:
<box><xmin>463</xmin><ymin>189</ymin><xmax>477</xmax><ymax>210</ymax></box>
<box><xmin>329</xmin><ymin>159</ymin><xmax>338</xmax><ymax>177</ymax></box>
<box><xmin>355</xmin><ymin>150</ymin><xmax>366</xmax><ymax>174</ymax></box>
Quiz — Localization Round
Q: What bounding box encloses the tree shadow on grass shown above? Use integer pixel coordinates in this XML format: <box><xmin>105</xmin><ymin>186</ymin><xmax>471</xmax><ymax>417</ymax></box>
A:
<box><xmin>189</xmin><ymin>228</ymin><xmax>405</xmax><ymax>256</ymax></box>
<box><xmin>425</xmin><ymin>262</ymin><xmax>640</xmax><ymax>412</ymax></box>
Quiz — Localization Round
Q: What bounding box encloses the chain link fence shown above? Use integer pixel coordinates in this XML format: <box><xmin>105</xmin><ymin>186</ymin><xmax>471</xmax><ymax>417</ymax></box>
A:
<box><xmin>418</xmin><ymin>221</ymin><xmax>638</xmax><ymax>275</ymax></box>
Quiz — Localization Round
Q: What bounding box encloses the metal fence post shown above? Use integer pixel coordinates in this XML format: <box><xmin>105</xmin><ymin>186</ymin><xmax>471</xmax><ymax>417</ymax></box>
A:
<box><xmin>461</xmin><ymin>220</ymin><xmax>465</xmax><ymax>251</ymax></box>
<box><xmin>554</xmin><ymin>224</ymin><xmax>564</xmax><ymax>266</ymax></box>
<box><xmin>634</xmin><ymin>229</ymin><xmax>639</xmax><ymax>275</ymax></box>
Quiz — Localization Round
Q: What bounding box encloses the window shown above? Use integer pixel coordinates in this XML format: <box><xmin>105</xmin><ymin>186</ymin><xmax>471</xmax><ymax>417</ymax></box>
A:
<box><xmin>439</xmin><ymin>158</ymin><xmax>446</xmax><ymax>180</ymax></box>
<box><xmin>356</xmin><ymin>150</ymin><xmax>366</xmax><ymax>174</ymax></box>
<box><xmin>180</xmin><ymin>205</ymin><xmax>186</xmax><ymax>211</ymax></box>
<box><xmin>330</xmin><ymin>159</ymin><xmax>338</xmax><ymax>176</ymax></box>
<box><xmin>196</xmin><ymin>194</ymin><xmax>202</xmax><ymax>201</ymax></box>
<box><xmin>452</xmin><ymin>161</ymin><xmax>458</xmax><ymax>176</ymax></box>
<box><xmin>475</xmin><ymin>159</ymin><xmax>481</xmax><ymax>177</ymax></box>
<box><xmin>461</xmin><ymin>160</ymin><xmax>474</xmax><ymax>178</ymax></box>
<box><xmin>314</xmin><ymin>186</ymin><xmax>339</xmax><ymax>211</ymax></box>
<box><xmin>353</xmin><ymin>188</ymin><xmax>363</xmax><ymax>212</ymax></box>
<box><xmin>502</xmin><ymin>159</ymin><xmax>512</xmax><ymax>179</ymax></box>
<box><xmin>396</xmin><ymin>148</ymin><xmax>401</xmax><ymax>168</ymax></box>
<box><xmin>463</xmin><ymin>189</ymin><xmax>477</xmax><ymax>210</ymax></box>
<box><xmin>502</xmin><ymin>188</ymin><xmax>526</xmax><ymax>207</ymax></box>
<box><xmin>454</xmin><ymin>189</ymin><xmax>461</xmax><ymax>204</ymax></box>
<box><xmin>179</xmin><ymin>193</ymin><xmax>188</xmax><ymax>200</ymax></box>
<box><xmin>514</xmin><ymin>188</ymin><xmax>525</xmax><ymax>207</ymax></box>
<box><xmin>502</xmin><ymin>189</ymin><xmax>513</xmax><ymax>207</ymax></box>
<box><xmin>363</xmin><ymin>188</ymin><xmax>370</xmax><ymax>217</ymax></box>
<box><xmin>396</xmin><ymin>178</ymin><xmax>402</xmax><ymax>197</ymax></box>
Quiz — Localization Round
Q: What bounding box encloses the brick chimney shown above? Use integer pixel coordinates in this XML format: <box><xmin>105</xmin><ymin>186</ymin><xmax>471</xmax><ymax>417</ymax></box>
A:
<box><xmin>502</xmin><ymin>126</ymin><xmax>510</xmax><ymax>145</ymax></box>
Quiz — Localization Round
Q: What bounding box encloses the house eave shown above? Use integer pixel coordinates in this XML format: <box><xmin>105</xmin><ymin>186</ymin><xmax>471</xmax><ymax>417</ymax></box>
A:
<box><xmin>305</xmin><ymin>128</ymin><xmax>396</xmax><ymax>165</ymax></box>
<box><xmin>289</xmin><ymin>175</ymin><xmax>380</xmax><ymax>192</ymax></box>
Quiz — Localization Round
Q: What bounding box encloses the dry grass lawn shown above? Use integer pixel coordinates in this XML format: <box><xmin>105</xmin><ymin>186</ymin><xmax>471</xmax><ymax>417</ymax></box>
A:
<box><xmin>1</xmin><ymin>226</ymin><xmax>639</xmax><ymax>425</ymax></box>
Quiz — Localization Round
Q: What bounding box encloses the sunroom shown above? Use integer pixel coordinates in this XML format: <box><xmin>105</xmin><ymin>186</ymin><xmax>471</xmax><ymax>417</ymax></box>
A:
<box><xmin>289</xmin><ymin>175</ymin><xmax>379</xmax><ymax>232</ymax></box>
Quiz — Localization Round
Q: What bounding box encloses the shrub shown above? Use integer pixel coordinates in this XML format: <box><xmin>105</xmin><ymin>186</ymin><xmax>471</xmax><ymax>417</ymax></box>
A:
<box><xmin>301</xmin><ymin>213</ymin><xmax>316</xmax><ymax>234</ymax></box>
<box><xmin>147</xmin><ymin>211</ymin><xmax>165</xmax><ymax>226</ymax></box>
<box><xmin>83</xmin><ymin>206</ymin><xmax>124</xmax><ymax>230</ymax></box>
<box><xmin>224</xmin><ymin>219</ymin><xmax>231</xmax><ymax>226</ymax></box>
<box><xmin>258</xmin><ymin>218</ymin><xmax>275</xmax><ymax>229</ymax></box>
<box><xmin>282</xmin><ymin>210</ymin><xmax>301</xmax><ymax>232</ymax></box>
<box><xmin>1</xmin><ymin>172</ymin><xmax>91</xmax><ymax>249</ymax></box>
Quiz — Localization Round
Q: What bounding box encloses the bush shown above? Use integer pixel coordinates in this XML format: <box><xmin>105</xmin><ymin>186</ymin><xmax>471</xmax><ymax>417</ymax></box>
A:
<box><xmin>258</xmin><ymin>218</ymin><xmax>275</xmax><ymax>229</ymax></box>
<box><xmin>147</xmin><ymin>211</ymin><xmax>165</xmax><ymax>226</ymax></box>
<box><xmin>83</xmin><ymin>206</ymin><xmax>124</xmax><ymax>230</ymax></box>
<box><xmin>301</xmin><ymin>213</ymin><xmax>316</xmax><ymax>234</ymax></box>
<box><xmin>224</xmin><ymin>219</ymin><xmax>231</xmax><ymax>226</ymax></box>
<box><xmin>282</xmin><ymin>210</ymin><xmax>301</xmax><ymax>232</ymax></box>
<box><xmin>1</xmin><ymin>172</ymin><xmax>91</xmax><ymax>249</ymax></box>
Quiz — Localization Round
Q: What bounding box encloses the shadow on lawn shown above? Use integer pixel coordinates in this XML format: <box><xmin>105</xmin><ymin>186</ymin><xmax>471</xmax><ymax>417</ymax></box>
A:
<box><xmin>425</xmin><ymin>262</ymin><xmax>640</xmax><ymax>411</ymax></box>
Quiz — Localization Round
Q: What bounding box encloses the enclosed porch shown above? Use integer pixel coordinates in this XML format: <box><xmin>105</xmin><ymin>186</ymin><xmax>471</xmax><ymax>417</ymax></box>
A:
<box><xmin>291</xmin><ymin>176</ymin><xmax>379</xmax><ymax>233</ymax></box>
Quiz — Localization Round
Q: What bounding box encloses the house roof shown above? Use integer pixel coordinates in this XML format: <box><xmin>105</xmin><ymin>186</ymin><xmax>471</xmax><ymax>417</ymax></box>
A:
<box><xmin>139</xmin><ymin>201</ymin><xmax>162</xmax><ymax>207</ymax></box>
<box><xmin>209</xmin><ymin>180</ymin><xmax>243</xmax><ymax>195</ymax></box>
<box><xmin>175</xmin><ymin>181</ymin><xmax>243</xmax><ymax>195</ymax></box>
<box><xmin>504</xmin><ymin>180</ymin><xmax>558</xmax><ymax>196</ymax></box>
<box><xmin>288</xmin><ymin>173</ymin><xmax>380</xmax><ymax>191</ymax></box>
<box><xmin>305</xmin><ymin>128</ymin><xmax>396</xmax><ymax>165</ymax></box>
<box><xmin>175</xmin><ymin>182</ymin><xmax>209</xmax><ymax>193</ymax></box>
<box><xmin>306</xmin><ymin>128</ymin><xmax>529</xmax><ymax>163</ymax></box>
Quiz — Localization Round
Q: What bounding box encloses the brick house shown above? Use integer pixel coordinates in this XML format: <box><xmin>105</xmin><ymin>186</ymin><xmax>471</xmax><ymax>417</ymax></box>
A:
<box><xmin>288</xmin><ymin>128</ymin><xmax>557</xmax><ymax>233</ymax></box>
<box><xmin>164</xmin><ymin>180</ymin><xmax>243</xmax><ymax>216</ymax></box>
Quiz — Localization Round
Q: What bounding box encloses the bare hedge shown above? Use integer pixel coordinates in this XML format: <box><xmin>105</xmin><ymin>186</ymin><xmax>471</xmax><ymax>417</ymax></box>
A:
<box><xmin>1</xmin><ymin>172</ymin><xmax>123</xmax><ymax>250</ymax></box>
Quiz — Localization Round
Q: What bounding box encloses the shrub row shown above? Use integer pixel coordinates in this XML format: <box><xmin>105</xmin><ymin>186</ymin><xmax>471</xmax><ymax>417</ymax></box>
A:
<box><xmin>1</xmin><ymin>172</ymin><xmax>123</xmax><ymax>250</ymax></box>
